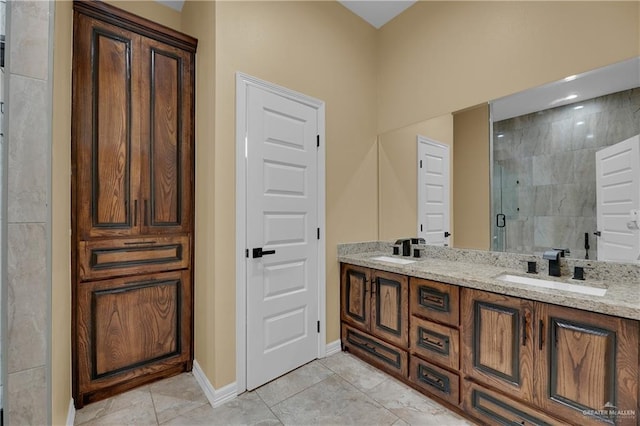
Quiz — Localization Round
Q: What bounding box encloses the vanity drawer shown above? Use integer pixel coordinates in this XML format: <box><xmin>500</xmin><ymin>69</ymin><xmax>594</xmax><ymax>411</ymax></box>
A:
<box><xmin>410</xmin><ymin>317</ymin><xmax>459</xmax><ymax>370</ymax></box>
<box><xmin>410</xmin><ymin>278</ymin><xmax>459</xmax><ymax>326</ymax></box>
<box><xmin>342</xmin><ymin>324</ymin><xmax>408</xmax><ymax>378</ymax></box>
<box><xmin>463</xmin><ymin>381</ymin><xmax>563</xmax><ymax>426</ymax></box>
<box><xmin>78</xmin><ymin>235</ymin><xmax>190</xmax><ymax>281</ymax></box>
<box><xmin>409</xmin><ymin>356</ymin><xmax>460</xmax><ymax>406</ymax></box>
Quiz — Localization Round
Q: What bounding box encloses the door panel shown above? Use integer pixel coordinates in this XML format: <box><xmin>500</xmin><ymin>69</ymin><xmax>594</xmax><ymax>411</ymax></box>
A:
<box><xmin>418</xmin><ymin>137</ymin><xmax>451</xmax><ymax>246</ymax></box>
<box><xmin>342</xmin><ymin>324</ymin><xmax>408</xmax><ymax>379</ymax></box>
<box><xmin>371</xmin><ymin>270</ymin><xmax>408</xmax><ymax>347</ymax></box>
<box><xmin>73</xmin><ymin>16</ymin><xmax>141</xmax><ymax>239</ymax></box>
<box><xmin>461</xmin><ymin>289</ymin><xmax>534</xmax><ymax>402</ymax></box>
<box><xmin>410</xmin><ymin>317</ymin><xmax>459</xmax><ymax>370</ymax></box>
<box><xmin>596</xmin><ymin>135</ymin><xmax>640</xmax><ymax>263</ymax></box>
<box><xmin>536</xmin><ymin>304</ymin><xmax>639</xmax><ymax>426</ymax></box>
<box><xmin>76</xmin><ymin>270</ymin><xmax>191</xmax><ymax>393</ymax></box>
<box><xmin>340</xmin><ymin>264</ymin><xmax>370</xmax><ymax>330</ymax></box>
<box><xmin>409</xmin><ymin>356</ymin><xmax>460</xmax><ymax>406</ymax></box>
<box><xmin>139</xmin><ymin>39</ymin><xmax>193</xmax><ymax>234</ymax></box>
<box><xmin>409</xmin><ymin>278</ymin><xmax>459</xmax><ymax>326</ymax></box>
<box><xmin>246</xmin><ymin>85</ymin><xmax>319</xmax><ymax>389</ymax></box>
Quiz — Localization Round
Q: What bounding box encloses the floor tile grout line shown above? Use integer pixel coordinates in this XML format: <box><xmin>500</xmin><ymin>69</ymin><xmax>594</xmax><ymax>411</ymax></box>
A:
<box><xmin>148</xmin><ymin>385</ymin><xmax>161</xmax><ymax>426</ymax></box>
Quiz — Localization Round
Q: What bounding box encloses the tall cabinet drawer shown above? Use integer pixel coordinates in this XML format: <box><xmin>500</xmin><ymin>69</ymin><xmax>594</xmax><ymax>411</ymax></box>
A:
<box><xmin>342</xmin><ymin>324</ymin><xmax>408</xmax><ymax>378</ymax></box>
<box><xmin>78</xmin><ymin>235</ymin><xmax>191</xmax><ymax>281</ymax></box>
<box><xmin>410</xmin><ymin>278</ymin><xmax>459</xmax><ymax>326</ymax></box>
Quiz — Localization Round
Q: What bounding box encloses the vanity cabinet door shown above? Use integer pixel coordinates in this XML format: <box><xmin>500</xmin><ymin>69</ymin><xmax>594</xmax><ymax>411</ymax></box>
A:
<box><xmin>535</xmin><ymin>304</ymin><xmax>639</xmax><ymax>426</ymax></box>
<box><xmin>371</xmin><ymin>270</ymin><xmax>409</xmax><ymax>348</ymax></box>
<box><xmin>340</xmin><ymin>264</ymin><xmax>371</xmax><ymax>331</ymax></box>
<box><xmin>461</xmin><ymin>288</ymin><xmax>535</xmax><ymax>403</ymax></box>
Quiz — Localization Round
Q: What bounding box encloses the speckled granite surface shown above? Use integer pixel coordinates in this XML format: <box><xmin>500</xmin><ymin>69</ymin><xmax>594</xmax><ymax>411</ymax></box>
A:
<box><xmin>338</xmin><ymin>242</ymin><xmax>640</xmax><ymax>321</ymax></box>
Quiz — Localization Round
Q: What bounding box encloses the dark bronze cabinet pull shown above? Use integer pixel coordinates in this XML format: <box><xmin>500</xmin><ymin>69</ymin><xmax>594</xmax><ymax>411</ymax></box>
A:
<box><xmin>423</xmin><ymin>336</ymin><xmax>445</xmax><ymax>348</ymax></box>
<box><xmin>522</xmin><ymin>314</ymin><xmax>527</xmax><ymax>346</ymax></box>
<box><xmin>538</xmin><ymin>319</ymin><xmax>544</xmax><ymax>350</ymax></box>
<box><xmin>133</xmin><ymin>200</ymin><xmax>138</xmax><ymax>226</ymax></box>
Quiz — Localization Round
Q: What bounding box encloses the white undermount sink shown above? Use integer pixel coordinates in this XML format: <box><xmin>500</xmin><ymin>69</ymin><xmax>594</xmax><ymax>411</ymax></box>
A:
<box><xmin>496</xmin><ymin>274</ymin><xmax>607</xmax><ymax>296</ymax></box>
<box><xmin>370</xmin><ymin>256</ymin><xmax>416</xmax><ymax>265</ymax></box>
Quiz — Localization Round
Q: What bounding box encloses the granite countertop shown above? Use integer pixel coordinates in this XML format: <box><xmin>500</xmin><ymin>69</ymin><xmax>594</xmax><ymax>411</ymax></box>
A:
<box><xmin>338</xmin><ymin>244</ymin><xmax>640</xmax><ymax>321</ymax></box>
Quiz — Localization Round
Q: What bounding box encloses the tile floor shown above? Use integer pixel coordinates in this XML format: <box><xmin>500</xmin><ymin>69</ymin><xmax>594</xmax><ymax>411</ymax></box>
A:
<box><xmin>74</xmin><ymin>352</ymin><xmax>476</xmax><ymax>425</ymax></box>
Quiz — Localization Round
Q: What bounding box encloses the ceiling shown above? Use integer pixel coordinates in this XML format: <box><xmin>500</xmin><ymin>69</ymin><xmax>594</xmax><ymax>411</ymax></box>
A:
<box><xmin>492</xmin><ymin>57</ymin><xmax>640</xmax><ymax>121</ymax></box>
<box><xmin>338</xmin><ymin>1</ymin><xmax>416</xmax><ymax>29</ymax></box>
<box><xmin>155</xmin><ymin>0</ymin><xmax>417</xmax><ymax>29</ymax></box>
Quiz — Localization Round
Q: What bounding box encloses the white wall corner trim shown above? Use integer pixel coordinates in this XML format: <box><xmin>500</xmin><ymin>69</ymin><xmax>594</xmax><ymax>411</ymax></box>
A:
<box><xmin>193</xmin><ymin>360</ymin><xmax>238</xmax><ymax>408</ymax></box>
<box><xmin>325</xmin><ymin>340</ymin><xmax>342</xmax><ymax>357</ymax></box>
<box><xmin>66</xmin><ymin>399</ymin><xmax>76</xmax><ymax>426</ymax></box>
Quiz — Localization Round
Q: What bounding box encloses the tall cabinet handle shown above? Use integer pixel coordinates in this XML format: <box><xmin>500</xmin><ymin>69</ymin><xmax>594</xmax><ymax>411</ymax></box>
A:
<box><xmin>538</xmin><ymin>320</ymin><xmax>544</xmax><ymax>350</ymax></box>
<box><xmin>133</xmin><ymin>200</ymin><xmax>138</xmax><ymax>226</ymax></box>
<box><xmin>521</xmin><ymin>313</ymin><xmax>527</xmax><ymax>346</ymax></box>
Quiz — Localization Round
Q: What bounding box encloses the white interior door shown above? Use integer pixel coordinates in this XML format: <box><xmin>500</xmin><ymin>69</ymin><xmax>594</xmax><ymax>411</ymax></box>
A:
<box><xmin>595</xmin><ymin>134</ymin><xmax>640</xmax><ymax>263</ymax></box>
<box><xmin>245</xmin><ymin>84</ymin><xmax>320</xmax><ymax>389</ymax></box>
<box><xmin>417</xmin><ymin>136</ymin><xmax>451</xmax><ymax>246</ymax></box>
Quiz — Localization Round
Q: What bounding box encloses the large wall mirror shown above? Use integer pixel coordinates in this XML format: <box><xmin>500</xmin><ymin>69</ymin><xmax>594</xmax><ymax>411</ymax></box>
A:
<box><xmin>378</xmin><ymin>56</ymin><xmax>640</xmax><ymax>264</ymax></box>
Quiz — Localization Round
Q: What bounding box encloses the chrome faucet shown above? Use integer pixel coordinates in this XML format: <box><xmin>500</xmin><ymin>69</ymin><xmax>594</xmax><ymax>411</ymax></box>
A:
<box><xmin>542</xmin><ymin>248</ymin><xmax>568</xmax><ymax>277</ymax></box>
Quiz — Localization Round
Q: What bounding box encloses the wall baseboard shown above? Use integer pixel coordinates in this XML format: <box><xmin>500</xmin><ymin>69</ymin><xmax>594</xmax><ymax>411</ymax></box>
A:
<box><xmin>66</xmin><ymin>399</ymin><xmax>76</xmax><ymax>426</ymax></box>
<box><xmin>325</xmin><ymin>339</ymin><xmax>341</xmax><ymax>357</ymax></box>
<box><xmin>192</xmin><ymin>360</ymin><xmax>237</xmax><ymax>408</ymax></box>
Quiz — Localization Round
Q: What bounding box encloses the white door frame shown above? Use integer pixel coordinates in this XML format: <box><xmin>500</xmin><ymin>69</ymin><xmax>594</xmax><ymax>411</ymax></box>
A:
<box><xmin>235</xmin><ymin>72</ymin><xmax>326</xmax><ymax>393</ymax></box>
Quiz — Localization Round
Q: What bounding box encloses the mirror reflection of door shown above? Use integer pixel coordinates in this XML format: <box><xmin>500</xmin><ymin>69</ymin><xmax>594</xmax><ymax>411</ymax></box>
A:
<box><xmin>595</xmin><ymin>135</ymin><xmax>640</xmax><ymax>263</ymax></box>
<box><xmin>417</xmin><ymin>136</ymin><xmax>451</xmax><ymax>246</ymax></box>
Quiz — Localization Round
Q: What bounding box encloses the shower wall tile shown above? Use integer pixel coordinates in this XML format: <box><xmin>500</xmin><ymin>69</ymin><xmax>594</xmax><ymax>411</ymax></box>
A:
<box><xmin>8</xmin><ymin>0</ymin><xmax>50</xmax><ymax>80</ymax></box>
<box><xmin>7</xmin><ymin>75</ymin><xmax>48</xmax><ymax>223</ymax></box>
<box><xmin>6</xmin><ymin>223</ymin><xmax>47</xmax><ymax>373</ymax></box>
<box><xmin>494</xmin><ymin>88</ymin><xmax>638</xmax><ymax>257</ymax></box>
<box><xmin>532</xmin><ymin>151</ymin><xmax>575</xmax><ymax>186</ymax></box>
<box><xmin>7</xmin><ymin>366</ymin><xmax>48</xmax><ymax>426</ymax></box>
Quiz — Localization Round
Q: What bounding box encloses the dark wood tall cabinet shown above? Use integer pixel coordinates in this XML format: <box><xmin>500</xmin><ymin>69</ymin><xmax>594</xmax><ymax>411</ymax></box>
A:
<box><xmin>71</xmin><ymin>1</ymin><xmax>197</xmax><ymax>408</ymax></box>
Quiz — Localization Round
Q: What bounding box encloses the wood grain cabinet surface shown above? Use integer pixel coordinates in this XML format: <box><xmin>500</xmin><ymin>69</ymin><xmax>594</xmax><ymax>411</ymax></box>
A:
<box><xmin>71</xmin><ymin>0</ymin><xmax>197</xmax><ymax>408</ymax></box>
<box><xmin>341</xmin><ymin>263</ymin><xmax>640</xmax><ymax>426</ymax></box>
<box><xmin>462</xmin><ymin>287</ymin><xmax>639</xmax><ymax>426</ymax></box>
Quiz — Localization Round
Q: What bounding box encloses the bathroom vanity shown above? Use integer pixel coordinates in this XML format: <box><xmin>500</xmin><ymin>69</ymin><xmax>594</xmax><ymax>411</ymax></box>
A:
<box><xmin>339</xmin><ymin>242</ymin><xmax>640</xmax><ymax>426</ymax></box>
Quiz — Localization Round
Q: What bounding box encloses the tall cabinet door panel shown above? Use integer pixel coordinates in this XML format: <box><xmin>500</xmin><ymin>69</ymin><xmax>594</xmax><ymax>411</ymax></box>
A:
<box><xmin>461</xmin><ymin>288</ymin><xmax>534</xmax><ymax>403</ymax></box>
<box><xmin>76</xmin><ymin>270</ymin><xmax>192</xmax><ymax>396</ymax></box>
<box><xmin>340</xmin><ymin>264</ymin><xmax>370</xmax><ymax>330</ymax></box>
<box><xmin>535</xmin><ymin>303</ymin><xmax>639</xmax><ymax>426</ymax></box>
<box><xmin>371</xmin><ymin>270</ymin><xmax>408</xmax><ymax>347</ymax></box>
<box><xmin>73</xmin><ymin>15</ymin><xmax>142</xmax><ymax>239</ymax></box>
<box><xmin>139</xmin><ymin>37</ymin><xmax>193</xmax><ymax>234</ymax></box>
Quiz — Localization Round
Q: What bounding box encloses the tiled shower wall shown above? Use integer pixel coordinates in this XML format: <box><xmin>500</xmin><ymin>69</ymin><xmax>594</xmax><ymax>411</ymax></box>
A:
<box><xmin>493</xmin><ymin>88</ymin><xmax>640</xmax><ymax>259</ymax></box>
<box><xmin>5</xmin><ymin>1</ymin><xmax>52</xmax><ymax>424</ymax></box>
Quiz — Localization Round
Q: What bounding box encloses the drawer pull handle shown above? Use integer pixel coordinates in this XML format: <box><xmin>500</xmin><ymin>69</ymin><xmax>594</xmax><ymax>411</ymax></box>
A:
<box><xmin>423</xmin><ymin>336</ymin><xmax>445</xmax><ymax>348</ymax></box>
<box><xmin>123</xmin><ymin>241</ymin><xmax>158</xmax><ymax>245</ymax></box>
<box><xmin>422</xmin><ymin>294</ymin><xmax>443</xmax><ymax>305</ymax></box>
<box><xmin>421</xmin><ymin>372</ymin><xmax>444</xmax><ymax>389</ymax></box>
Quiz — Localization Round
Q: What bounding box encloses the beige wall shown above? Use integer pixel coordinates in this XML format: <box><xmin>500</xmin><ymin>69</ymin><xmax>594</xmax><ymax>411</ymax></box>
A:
<box><xmin>453</xmin><ymin>104</ymin><xmax>490</xmax><ymax>250</ymax></box>
<box><xmin>378</xmin><ymin>114</ymin><xmax>453</xmax><ymax>242</ymax></box>
<box><xmin>377</xmin><ymin>1</ymin><xmax>640</xmax><ymax>133</ymax></box>
<box><xmin>180</xmin><ymin>0</ymin><xmax>217</xmax><ymax>387</ymax></box>
<box><xmin>51</xmin><ymin>2</ymin><xmax>72</xmax><ymax>424</ymax></box>
<box><xmin>211</xmin><ymin>0</ymin><xmax>378</xmax><ymax>386</ymax></box>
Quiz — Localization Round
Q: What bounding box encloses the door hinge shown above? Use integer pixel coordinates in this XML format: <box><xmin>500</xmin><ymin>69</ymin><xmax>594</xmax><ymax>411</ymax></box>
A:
<box><xmin>245</xmin><ymin>249</ymin><xmax>249</xmax><ymax>258</ymax></box>
<box><xmin>420</xmin><ymin>160</ymin><xmax>423</xmax><ymax>168</ymax></box>
<box><xmin>420</xmin><ymin>224</ymin><xmax>423</xmax><ymax>232</ymax></box>
<box><xmin>317</xmin><ymin>228</ymin><xmax>320</xmax><ymax>240</ymax></box>
<box><xmin>317</xmin><ymin>320</ymin><xmax>320</xmax><ymax>333</ymax></box>
<box><xmin>317</xmin><ymin>134</ymin><xmax>320</xmax><ymax>148</ymax></box>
